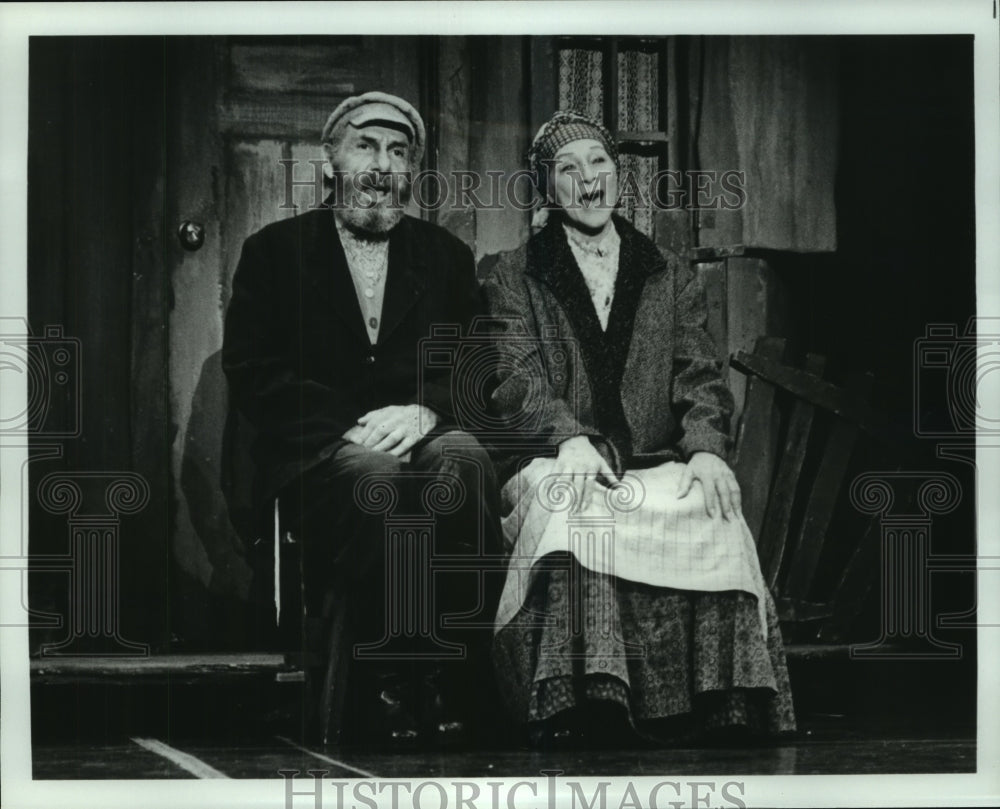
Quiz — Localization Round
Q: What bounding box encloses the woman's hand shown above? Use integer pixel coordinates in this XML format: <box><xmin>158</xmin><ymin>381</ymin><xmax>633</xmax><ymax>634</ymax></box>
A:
<box><xmin>676</xmin><ymin>451</ymin><xmax>742</xmax><ymax>521</ymax></box>
<box><xmin>553</xmin><ymin>435</ymin><xmax>617</xmax><ymax>510</ymax></box>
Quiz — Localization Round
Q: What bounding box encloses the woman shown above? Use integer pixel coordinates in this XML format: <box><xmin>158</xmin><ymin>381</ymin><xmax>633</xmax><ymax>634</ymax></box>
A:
<box><xmin>484</xmin><ymin>110</ymin><xmax>795</xmax><ymax>747</ymax></box>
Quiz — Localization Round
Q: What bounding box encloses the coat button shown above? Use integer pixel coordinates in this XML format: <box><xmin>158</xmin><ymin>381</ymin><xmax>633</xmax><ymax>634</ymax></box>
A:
<box><xmin>365</xmin><ymin>355</ymin><xmax>376</xmax><ymax>365</ymax></box>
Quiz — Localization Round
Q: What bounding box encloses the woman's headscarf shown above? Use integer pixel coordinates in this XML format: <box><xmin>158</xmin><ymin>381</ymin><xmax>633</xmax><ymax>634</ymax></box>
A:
<box><xmin>527</xmin><ymin>110</ymin><xmax>619</xmax><ymax>227</ymax></box>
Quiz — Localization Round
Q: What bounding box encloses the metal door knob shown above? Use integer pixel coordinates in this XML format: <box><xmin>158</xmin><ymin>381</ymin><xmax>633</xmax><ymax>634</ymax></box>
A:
<box><xmin>177</xmin><ymin>221</ymin><xmax>206</xmax><ymax>251</ymax></box>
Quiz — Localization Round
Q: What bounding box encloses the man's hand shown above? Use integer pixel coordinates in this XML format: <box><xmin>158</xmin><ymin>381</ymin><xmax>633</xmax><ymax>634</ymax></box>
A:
<box><xmin>342</xmin><ymin>404</ymin><xmax>438</xmax><ymax>457</ymax></box>
<box><xmin>552</xmin><ymin>435</ymin><xmax>618</xmax><ymax>511</ymax></box>
<box><xmin>676</xmin><ymin>451</ymin><xmax>742</xmax><ymax>521</ymax></box>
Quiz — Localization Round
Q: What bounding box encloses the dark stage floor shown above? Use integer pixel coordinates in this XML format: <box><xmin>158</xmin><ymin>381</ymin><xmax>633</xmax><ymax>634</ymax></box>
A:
<box><xmin>31</xmin><ymin>729</ymin><xmax>976</xmax><ymax>780</ymax></box>
<box><xmin>28</xmin><ymin>652</ymin><xmax>978</xmax><ymax>779</ymax></box>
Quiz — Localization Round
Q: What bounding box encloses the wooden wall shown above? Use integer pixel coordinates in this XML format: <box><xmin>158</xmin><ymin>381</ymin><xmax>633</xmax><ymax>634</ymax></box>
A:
<box><xmin>437</xmin><ymin>36</ymin><xmax>538</xmax><ymax>266</ymax></box>
<box><xmin>695</xmin><ymin>36</ymin><xmax>839</xmax><ymax>253</ymax></box>
<box><xmin>687</xmin><ymin>36</ymin><xmax>839</xmax><ymax>425</ymax></box>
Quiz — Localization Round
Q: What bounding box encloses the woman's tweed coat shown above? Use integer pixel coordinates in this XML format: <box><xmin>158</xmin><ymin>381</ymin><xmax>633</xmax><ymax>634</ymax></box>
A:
<box><xmin>483</xmin><ymin>214</ymin><xmax>735</xmax><ymax>484</ymax></box>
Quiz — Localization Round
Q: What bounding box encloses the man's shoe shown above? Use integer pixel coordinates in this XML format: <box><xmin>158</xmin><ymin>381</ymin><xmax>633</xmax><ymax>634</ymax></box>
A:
<box><xmin>366</xmin><ymin>670</ymin><xmax>421</xmax><ymax>748</ymax></box>
<box><xmin>420</xmin><ymin>666</ymin><xmax>471</xmax><ymax>748</ymax></box>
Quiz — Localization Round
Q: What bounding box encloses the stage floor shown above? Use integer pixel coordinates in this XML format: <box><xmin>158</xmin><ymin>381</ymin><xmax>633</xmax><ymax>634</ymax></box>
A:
<box><xmin>31</xmin><ymin>720</ymin><xmax>975</xmax><ymax>779</ymax></box>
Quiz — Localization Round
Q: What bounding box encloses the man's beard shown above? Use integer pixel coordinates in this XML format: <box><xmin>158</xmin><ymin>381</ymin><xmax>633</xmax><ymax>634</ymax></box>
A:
<box><xmin>331</xmin><ymin>171</ymin><xmax>411</xmax><ymax>237</ymax></box>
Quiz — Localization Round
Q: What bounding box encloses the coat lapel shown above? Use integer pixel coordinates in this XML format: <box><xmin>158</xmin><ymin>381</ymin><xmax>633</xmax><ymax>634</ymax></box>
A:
<box><xmin>620</xmin><ymin>219</ymin><xmax>671</xmax><ymax>409</ymax></box>
<box><xmin>525</xmin><ymin>218</ymin><xmax>604</xmax><ymax>349</ymax></box>
<box><xmin>379</xmin><ymin>217</ymin><xmax>428</xmax><ymax>343</ymax></box>
<box><xmin>300</xmin><ymin>206</ymin><xmax>369</xmax><ymax>342</ymax></box>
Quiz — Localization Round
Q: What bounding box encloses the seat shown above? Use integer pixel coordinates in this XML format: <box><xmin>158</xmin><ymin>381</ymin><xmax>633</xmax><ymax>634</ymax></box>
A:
<box><xmin>729</xmin><ymin>336</ymin><xmax>893</xmax><ymax>650</ymax></box>
<box><xmin>270</xmin><ymin>500</ymin><xmax>353</xmax><ymax>746</ymax></box>
<box><xmin>222</xmin><ymin>407</ymin><xmax>351</xmax><ymax>746</ymax></box>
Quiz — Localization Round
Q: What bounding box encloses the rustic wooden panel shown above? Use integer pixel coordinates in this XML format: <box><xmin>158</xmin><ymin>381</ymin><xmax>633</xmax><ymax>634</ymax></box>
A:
<box><xmin>696</xmin><ymin>36</ymin><xmax>838</xmax><ymax>252</ymax></box>
<box><xmin>731</xmin><ymin>36</ymin><xmax>838</xmax><ymax>251</ymax></box>
<box><xmin>468</xmin><ymin>36</ymin><xmax>530</xmax><ymax>261</ymax></box>
<box><xmin>167</xmin><ymin>39</ymin><xmax>225</xmax><ymax>610</ymax></box>
<box><xmin>784</xmin><ymin>373</ymin><xmax>874</xmax><ymax>601</ymax></box>
<box><xmin>696</xmin><ymin>260</ymin><xmax>728</xmax><ymax>367</ymax></box>
<box><xmin>31</xmin><ymin>652</ymin><xmax>291</xmax><ymax>677</ymax></box>
<box><xmin>726</xmin><ymin>256</ymin><xmax>785</xmax><ymax>423</ymax></box>
<box><xmin>663</xmin><ymin>37</ymin><xmax>680</xmax><ymax>171</ymax></box>
<box><xmin>219</xmin><ymin>37</ymin><xmax>421</xmax><ymax>143</ymax></box>
<box><xmin>436</xmin><ymin>37</ymin><xmax>475</xmax><ymax>249</ymax></box>
<box><xmin>223</xmin><ymin>139</ymin><xmax>298</xmax><ymax>291</ymax></box>
<box><xmin>167</xmin><ymin>39</ymin><xmax>260</xmax><ymax>651</ymax></box>
<box><xmin>282</xmin><ymin>140</ymin><xmax>330</xmax><ymax>217</ymax></box>
<box><xmin>228</xmin><ymin>41</ymin><xmax>362</xmax><ymax>96</ymax></box>
<box><xmin>528</xmin><ymin>37</ymin><xmax>558</xmax><ymax>145</ymax></box>
<box><xmin>757</xmin><ymin>354</ymin><xmax>826</xmax><ymax>589</ymax></box>
<box><xmin>730</xmin><ymin>350</ymin><xmax>887</xmax><ymax>436</ymax></box>
<box><xmin>652</xmin><ymin>209</ymin><xmax>693</xmax><ymax>259</ymax></box>
<box><xmin>371</xmin><ymin>36</ymin><xmax>422</xmax><ymax>128</ymax></box>
<box><xmin>694</xmin><ymin>37</ymin><xmax>743</xmax><ymax>249</ymax></box>
<box><xmin>173</xmin><ymin>137</ymin><xmax>296</xmax><ymax>623</ymax></box>
<box><xmin>731</xmin><ymin>337</ymin><xmax>787</xmax><ymax>542</ymax></box>
<box><xmin>219</xmin><ymin>97</ymin><xmax>344</xmax><ymax>140</ymax></box>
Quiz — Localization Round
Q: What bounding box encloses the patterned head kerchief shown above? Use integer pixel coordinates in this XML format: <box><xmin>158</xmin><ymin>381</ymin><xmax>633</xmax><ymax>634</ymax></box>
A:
<box><xmin>527</xmin><ymin>110</ymin><xmax>619</xmax><ymax>190</ymax></box>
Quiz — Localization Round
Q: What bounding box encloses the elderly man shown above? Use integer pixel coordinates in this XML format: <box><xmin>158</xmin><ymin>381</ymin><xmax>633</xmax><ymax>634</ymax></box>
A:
<box><xmin>222</xmin><ymin>91</ymin><xmax>500</xmax><ymax>746</ymax></box>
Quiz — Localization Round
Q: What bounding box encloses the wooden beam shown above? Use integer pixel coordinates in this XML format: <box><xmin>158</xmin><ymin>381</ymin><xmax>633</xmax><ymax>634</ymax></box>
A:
<box><xmin>731</xmin><ymin>336</ymin><xmax>787</xmax><ymax>541</ymax></box>
<box><xmin>731</xmin><ymin>350</ymin><xmax>888</xmax><ymax>436</ymax></box>
<box><xmin>603</xmin><ymin>38</ymin><xmax>619</xmax><ymax>131</ymax></box>
<box><xmin>757</xmin><ymin>354</ymin><xmax>826</xmax><ymax>589</ymax></box>
<box><xmin>528</xmin><ymin>37</ymin><xmax>558</xmax><ymax>140</ymax></box>
<box><xmin>783</xmin><ymin>372</ymin><xmax>874</xmax><ymax>602</ymax></box>
<box><xmin>219</xmin><ymin>95</ymin><xmax>349</xmax><ymax>140</ymax></box>
<box><xmin>617</xmin><ymin>131</ymin><xmax>670</xmax><ymax>144</ymax></box>
<box><xmin>30</xmin><ymin>653</ymin><xmax>301</xmax><ymax>685</ymax></box>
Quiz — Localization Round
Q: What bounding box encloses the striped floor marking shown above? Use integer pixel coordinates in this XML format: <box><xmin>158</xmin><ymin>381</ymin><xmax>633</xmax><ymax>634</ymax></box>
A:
<box><xmin>275</xmin><ymin>735</ymin><xmax>378</xmax><ymax>779</ymax></box>
<box><xmin>130</xmin><ymin>737</ymin><xmax>230</xmax><ymax>779</ymax></box>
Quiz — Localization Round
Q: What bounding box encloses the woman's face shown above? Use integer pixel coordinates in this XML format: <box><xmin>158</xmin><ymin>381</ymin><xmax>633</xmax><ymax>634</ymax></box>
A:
<box><xmin>548</xmin><ymin>138</ymin><xmax>618</xmax><ymax>232</ymax></box>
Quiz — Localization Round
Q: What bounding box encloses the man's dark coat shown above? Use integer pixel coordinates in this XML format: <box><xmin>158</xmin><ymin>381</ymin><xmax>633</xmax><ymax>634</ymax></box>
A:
<box><xmin>222</xmin><ymin>205</ymin><xmax>483</xmax><ymax>506</ymax></box>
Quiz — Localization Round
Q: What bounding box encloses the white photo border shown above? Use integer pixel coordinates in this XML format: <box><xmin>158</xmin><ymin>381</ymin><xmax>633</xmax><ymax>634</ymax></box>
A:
<box><xmin>1</xmin><ymin>2</ymin><xmax>998</xmax><ymax>807</ymax></box>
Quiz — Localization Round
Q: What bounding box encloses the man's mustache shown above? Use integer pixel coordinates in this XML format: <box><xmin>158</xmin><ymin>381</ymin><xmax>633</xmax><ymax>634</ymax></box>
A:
<box><xmin>323</xmin><ymin>169</ymin><xmax>413</xmax><ymax>210</ymax></box>
<box><xmin>354</xmin><ymin>170</ymin><xmax>411</xmax><ymax>193</ymax></box>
